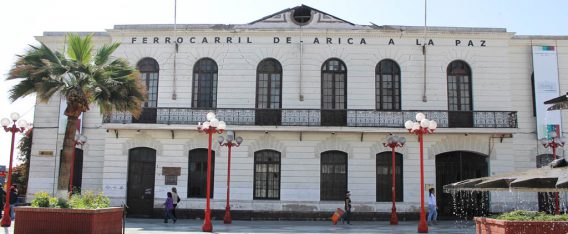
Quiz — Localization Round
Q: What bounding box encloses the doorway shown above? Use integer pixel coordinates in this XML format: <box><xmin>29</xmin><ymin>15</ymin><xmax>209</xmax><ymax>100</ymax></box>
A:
<box><xmin>436</xmin><ymin>151</ymin><xmax>489</xmax><ymax>218</ymax></box>
<box><xmin>127</xmin><ymin>147</ymin><xmax>156</xmax><ymax>217</ymax></box>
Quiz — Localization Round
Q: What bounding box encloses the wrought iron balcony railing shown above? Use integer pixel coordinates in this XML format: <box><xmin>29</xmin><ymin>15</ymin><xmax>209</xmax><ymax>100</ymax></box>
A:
<box><xmin>104</xmin><ymin>108</ymin><xmax>518</xmax><ymax>128</ymax></box>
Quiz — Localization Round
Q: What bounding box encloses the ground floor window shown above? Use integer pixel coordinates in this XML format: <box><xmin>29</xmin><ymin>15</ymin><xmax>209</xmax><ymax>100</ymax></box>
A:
<box><xmin>376</xmin><ymin>151</ymin><xmax>403</xmax><ymax>202</ymax></box>
<box><xmin>320</xmin><ymin>150</ymin><xmax>347</xmax><ymax>201</ymax></box>
<box><xmin>254</xmin><ymin>150</ymin><xmax>281</xmax><ymax>200</ymax></box>
<box><xmin>188</xmin><ymin>148</ymin><xmax>215</xmax><ymax>198</ymax></box>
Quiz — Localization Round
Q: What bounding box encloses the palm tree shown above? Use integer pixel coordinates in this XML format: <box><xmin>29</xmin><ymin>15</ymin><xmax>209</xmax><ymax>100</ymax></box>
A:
<box><xmin>7</xmin><ymin>33</ymin><xmax>146</xmax><ymax>190</ymax></box>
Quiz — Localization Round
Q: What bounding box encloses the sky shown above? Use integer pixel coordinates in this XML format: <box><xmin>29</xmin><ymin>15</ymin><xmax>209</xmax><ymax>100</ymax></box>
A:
<box><xmin>0</xmin><ymin>0</ymin><xmax>567</xmax><ymax>167</ymax></box>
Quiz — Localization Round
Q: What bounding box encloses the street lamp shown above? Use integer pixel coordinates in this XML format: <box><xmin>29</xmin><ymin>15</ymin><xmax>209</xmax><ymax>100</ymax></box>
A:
<box><xmin>0</xmin><ymin>112</ymin><xmax>29</xmax><ymax>227</ymax></box>
<box><xmin>197</xmin><ymin>112</ymin><xmax>226</xmax><ymax>232</ymax></box>
<box><xmin>69</xmin><ymin>133</ymin><xmax>87</xmax><ymax>195</ymax></box>
<box><xmin>217</xmin><ymin>131</ymin><xmax>243</xmax><ymax>224</ymax></box>
<box><xmin>540</xmin><ymin>132</ymin><xmax>565</xmax><ymax>215</ymax></box>
<box><xmin>405</xmin><ymin>113</ymin><xmax>437</xmax><ymax>233</ymax></box>
<box><xmin>383</xmin><ymin>135</ymin><xmax>406</xmax><ymax>225</ymax></box>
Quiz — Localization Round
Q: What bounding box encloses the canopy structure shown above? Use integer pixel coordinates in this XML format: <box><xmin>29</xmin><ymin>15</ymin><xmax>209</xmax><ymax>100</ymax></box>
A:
<box><xmin>443</xmin><ymin>158</ymin><xmax>568</xmax><ymax>192</ymax></box>
<box><xmin>545</xmin><ymin>92</ymin><xmax>568</xmax><ymax>111</ymax></box>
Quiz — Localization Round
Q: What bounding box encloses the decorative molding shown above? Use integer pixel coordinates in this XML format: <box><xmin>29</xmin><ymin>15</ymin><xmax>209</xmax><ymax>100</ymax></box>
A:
<box><xmin>248</xmin><ymin>134</ymin><xmax>287</xmax><ymax>158</ymax></box>
<box><xmin>370</xmin><ymin>136</ymin><xmax>409</xmax><ymax>159</ymax></box>
<box><xmin>428</xmin><ymin>135</ymin><xmax>490</xmax><ymax>159</ymax></box>
<box><xmin>315</xmin><ymin>135</ymin><xmax>353</xmax><ymax>159</ymax></box>
<box><xmin>122</xmin><ymin>131</ymin><xmax>163</xmax><ymax>155</ymax></box>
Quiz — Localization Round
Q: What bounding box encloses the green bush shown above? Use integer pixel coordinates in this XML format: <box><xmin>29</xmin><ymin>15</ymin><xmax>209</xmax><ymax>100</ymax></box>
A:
<box><xmin>490</xmin><ymin>210</ymin><xmax>568</xmax><ymax>221</ymax></box>
<box><xmin>68</xmin><ymin>191</ymin><xmax>110</xmax><ymax>209</ymax></box>
<box><xmin>31</xmin><ymin>192</ymin><xmax>50</xmax><ymax>208</ymax></box>
<box><xmin>30</xmin><ymin>191</ymin><xmax>109</xmax><ymax>209</ymax></box>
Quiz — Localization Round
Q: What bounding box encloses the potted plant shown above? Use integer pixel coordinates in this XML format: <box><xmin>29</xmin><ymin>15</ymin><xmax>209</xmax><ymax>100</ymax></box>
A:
<box><xmin>475</xmin><ymin>210</ymin><xmax>568</xmax><ymax>234</ymax></box>
<box><xmin>14</xmin><ymin>191</ymin><xmax>123</xmax><ymax>234</ymax></box>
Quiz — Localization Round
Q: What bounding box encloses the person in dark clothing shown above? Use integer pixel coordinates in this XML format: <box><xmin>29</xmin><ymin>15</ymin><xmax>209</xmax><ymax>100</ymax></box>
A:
<box><xmin>9</xmin><ymin>186</ymin><xmax>17</xmax><ymax>221</ymax></box>
<box><xmin>0</xmin><ymin>187</ymin><xmax>5</xmax><ymax>218</ymax></box>
<box><xmin>342</xmin><ymin>191</ymin><xmax>352</xmax><ymax>225</ymax></box>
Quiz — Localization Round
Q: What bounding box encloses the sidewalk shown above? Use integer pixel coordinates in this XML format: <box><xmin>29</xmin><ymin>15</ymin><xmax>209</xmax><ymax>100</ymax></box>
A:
<box><xmin>125</xmin><ymin>219</ymin><xmax>477</xmax><ymax>234</ymax></box>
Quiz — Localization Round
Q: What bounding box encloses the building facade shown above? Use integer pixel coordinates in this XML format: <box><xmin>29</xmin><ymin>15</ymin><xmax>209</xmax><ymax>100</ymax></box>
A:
<box><xmin>27</xmin><ymin>5</ymin><xmax>568</xmax><ymax>219</ymax></box>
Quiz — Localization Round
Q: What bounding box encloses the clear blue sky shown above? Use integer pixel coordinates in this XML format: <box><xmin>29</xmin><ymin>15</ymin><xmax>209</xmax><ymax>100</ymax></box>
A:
<box><xmin>0</xmin><ymin>0</ymin><xmax>567</xmax><ymax>166</ymax></box>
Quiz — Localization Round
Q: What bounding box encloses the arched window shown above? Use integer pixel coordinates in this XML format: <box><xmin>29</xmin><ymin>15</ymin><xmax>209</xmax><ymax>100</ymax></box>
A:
<box><xmin>254</xmin><ymin>150</ymin><xmax>281</xmax><ymax>200</ymax></box>
<box><xmin>256</xmin><ymin>58</ymin><xmax>282</xmax><ymax>109</ymax></box>
<box><xmin>255</xmin><ymin>59</ymin><xmax>283</xmax><ymax>125</ymax></box>
<box><xmin>188</xmin><ymin>149</ymin><xmax>215</xmax><ymax>198</ymax></box>
<box><xmin>447</xmin><ymin>60</ymin><xmax>472</xmax><ymax>111</ymax></box>
<box><xmin>447</xmin><ymin>60</ymin><xmax>473</xmax><ymax>127</ymax></box>
<box><xmin>321</xmin><ymin>59</ymin><xmax>347</xmax><ymax>126</ymax></box>
<box><xmin>376</xmin><ymin>151</ymin><xmax>403</xmax><ymax>202</ymax></box>
<box><xmin>320</xmin><ymin>150</ymin><xmax>348</xmax><ymax>200</ymax></box>
<box><xmin>376</xmin><ymin>59</ymin><xmax>401</xmax><ymax>110</ymax></box>
<box><xmin>192</xmin><ymin>58</ymin><xmax>218</xmax><ymax>108</ymax></box>
<box><xmin>136</xmin><ymin>58</ymin><xmax>159</xmax><ymax>108</ymax></box>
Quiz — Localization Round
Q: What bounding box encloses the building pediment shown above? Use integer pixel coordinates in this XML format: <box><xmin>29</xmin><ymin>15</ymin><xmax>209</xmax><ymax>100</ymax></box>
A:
<box><xmin>246</xmin><ymin>5</ymin><xmax>369</xmax><ymax>30</ymax></box>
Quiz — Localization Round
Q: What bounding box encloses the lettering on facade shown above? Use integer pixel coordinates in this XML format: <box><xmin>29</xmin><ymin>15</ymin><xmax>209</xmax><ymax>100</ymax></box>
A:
<box><xmin>130</xmin><ymin>37</ymin><xmax>488</xmax><ymax>47</ymax></box>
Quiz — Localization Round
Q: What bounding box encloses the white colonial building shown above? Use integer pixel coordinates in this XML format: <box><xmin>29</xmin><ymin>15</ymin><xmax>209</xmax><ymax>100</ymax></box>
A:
<box><xmin>27</xmin><ymin>5</ymin><xmax>568</xmax><ymax>219</ymax></box>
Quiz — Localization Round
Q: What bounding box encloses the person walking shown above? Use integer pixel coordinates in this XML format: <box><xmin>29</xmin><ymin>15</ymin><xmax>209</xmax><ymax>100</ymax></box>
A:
<box><xmin>0</xmin><ymin>187</ymin><xmax>5</xmax><ymax>219</ymax></box>
<box><xmin>342</xmin><ymin>191</ymin><xmax>352</xmax><ymax>225</ymax></box>
<box><xmin>9</xmin><ymin>186</ymin><xmax>17</xmax><ymax>221</ymax></box>
<box><xmin>171</xmin><ymin>187</ymin><xmax>180</xmax><ymax>219</ymax></box>
<box><xmin>163</xmin><ymin>192</ymin><xmax>176</xmax><ymax>223</ymax></box>
<box><xmin>428</xmin><ymin>188</ymin><xmax>438</xmax><ymax>225</ymax></box>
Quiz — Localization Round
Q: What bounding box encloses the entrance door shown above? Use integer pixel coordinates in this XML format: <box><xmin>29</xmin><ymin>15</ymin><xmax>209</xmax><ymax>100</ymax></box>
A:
<box><xmin>436</xmin><ymin>151</ymin><xmax>489</xmax><ymax>218</ymax></box>
<box><xmin>127</xmin><ymin>147</ymin><xmax>156</xmax><ymax>217</ymax></box>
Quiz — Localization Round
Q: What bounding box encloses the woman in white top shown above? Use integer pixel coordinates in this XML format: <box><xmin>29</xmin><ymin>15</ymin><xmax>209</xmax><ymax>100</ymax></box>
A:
<box><xmin>171</xmin><ymin>187</ymin><xmax>179</xmax><ymax>219</ymax></box>
<box><xmin>427</xmin><ymin>188</ymin><xmax>437</xmax><ymax>225</ymax></box>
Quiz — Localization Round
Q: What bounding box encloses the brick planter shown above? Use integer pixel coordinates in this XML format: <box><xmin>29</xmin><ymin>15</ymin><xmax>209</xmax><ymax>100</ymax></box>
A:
<box><xmin>475</xmin><ymin>217</ymin><xmax>568</xmax><ymax>234</ymax></box>
<box><xmin>14</xmin><ymin>207</ymin><xmax>123</xmax><ymax>234</ymax></box>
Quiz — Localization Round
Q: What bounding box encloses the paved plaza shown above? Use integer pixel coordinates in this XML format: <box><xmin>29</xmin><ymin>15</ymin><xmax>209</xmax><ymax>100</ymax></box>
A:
<box><xmin>0</xmin><ymin>218</ymin><xmax>477</xmax><ymax>233</ymax></box>
<box><xmin>123</xmin><ymin>219</ymin><xmax>477</xmax><ymax>234</ymax></box>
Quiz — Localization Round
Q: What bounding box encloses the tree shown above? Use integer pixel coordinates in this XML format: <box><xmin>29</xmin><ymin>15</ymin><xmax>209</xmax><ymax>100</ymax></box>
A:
<box><xmin>7</xmin><ymin>33</ymin><xmax>146</xmax><ymax>190</ymax></box>
<box><xmin>14</xmin><ymin>128</ymin><xmax>32</xmax><ymax>195</ymax></box>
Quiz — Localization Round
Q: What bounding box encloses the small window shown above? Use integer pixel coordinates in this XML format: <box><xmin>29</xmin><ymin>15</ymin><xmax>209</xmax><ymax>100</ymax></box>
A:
<box><xmin>292</xmin><ymin>6</ymin><xmax>312</xmax><ymax>25</ymax></box>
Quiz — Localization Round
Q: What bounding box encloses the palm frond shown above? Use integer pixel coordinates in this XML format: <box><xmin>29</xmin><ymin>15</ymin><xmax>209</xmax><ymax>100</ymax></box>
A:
<box><xmin>94</xmin><ymin>42</ymin><xmax>120</xmax><ymax>66</ymax></box>
<box><xmin>66</xmin><ymin>33</ymin><xmax>93</xmax><ymax>65</ymax></box>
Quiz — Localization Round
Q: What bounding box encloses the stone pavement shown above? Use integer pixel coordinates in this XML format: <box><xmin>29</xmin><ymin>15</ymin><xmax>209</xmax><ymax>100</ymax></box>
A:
<box><xmin>124</xmin><ymin>219</ymin><xmax>477</xmax><ymax>234</ymax></box>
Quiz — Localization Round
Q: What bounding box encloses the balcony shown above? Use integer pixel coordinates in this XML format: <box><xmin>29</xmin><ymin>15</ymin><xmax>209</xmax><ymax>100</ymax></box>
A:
<box><xmin>104</xmin><ymin>108</ymin><xmax>517</xmax><ymax>128</ymax></box>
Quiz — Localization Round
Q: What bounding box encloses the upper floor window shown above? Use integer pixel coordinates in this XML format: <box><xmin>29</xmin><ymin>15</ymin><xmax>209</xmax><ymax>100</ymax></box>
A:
<box><xmin>192</xmin><ymin>58</ymin><xmax>218</xmax><ymax>108</ymax></box>
<box><xmin>256</xmin><ymin>59</ymin><xmax>282</xmax><ymax>109</ymax></box>
<box><xmin>254</xmin><ymin>150</ymin><xmax>281</xmax><ymax>200</ymax></box>
<box><xmin>320</xmin><ymin>150</ymin><xmax>347</xmax><ymax>201</ymax></box>
<box><xmin>136</xmin><ymin>58</ymin><xmax>159</xmax><ymax>108</ymax></box>
<box><xmin>376</xmin><ymin>151</ymin><xmax>403</xmax><ymax>202</ymax></box>
<box><xmin>376</xmin><ymin>59</ymin><xmax>401</xmax><ymax>110</ymax></box>
<box><xmin>321</xmin><ymin>58</ymin><xmax>347</xmax><ymax>110</ymax></box>
<box><xmin>447</xmin><ymin>60</ymin><xmax>472</xmax><ymax>111</ymax></box>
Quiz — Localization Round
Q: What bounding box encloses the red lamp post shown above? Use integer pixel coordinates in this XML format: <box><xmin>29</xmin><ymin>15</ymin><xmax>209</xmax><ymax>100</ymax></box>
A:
<box><xmin>197</xmin><ymin>112</ymin><xmax>226</xmax><ymax>232</ymax></box>
<box><xmin>383</xmin><ymin>135</ymin><xmax>406</xmax><ymax>225</ymax></box>
<box><xmin>405</xmin><ymin>113</ymin><xmax>437</xmax><ymax>233</ymax></box>
<box><xmin>540</xmin><ymin>132</ymin><xmax>565</xmax><ymax>215</ymax></box>
<box><xmin>217</xmin><ymin>131</ymin><xmax>243</xmax><ymax>224</ymax></box>
<box><xmin>1</xmin><ymin>112</ymin><xmax>29</xmax><ymax>227</ymax></box>
<box><xmin>69</xmin><ymin>133</ymin><xmax>87</xmax><ymax>196</ymax></box>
